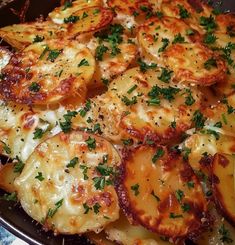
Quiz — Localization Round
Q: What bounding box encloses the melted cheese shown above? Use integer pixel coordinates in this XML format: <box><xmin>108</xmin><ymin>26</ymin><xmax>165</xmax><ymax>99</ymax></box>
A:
<box><xmin>15</xmin><ymin>131</ymin><xmax>121</xmax><ymax>234</ymax></box>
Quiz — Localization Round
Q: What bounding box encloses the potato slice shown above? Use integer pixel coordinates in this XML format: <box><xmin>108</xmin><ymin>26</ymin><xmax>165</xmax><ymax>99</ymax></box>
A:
<box><xmin>49</xmin><ymin>0</ymin><xmax>103</xmax><ymax>24</ymax></box>
<box><xmin>0</xmin><ymin>47</ymin><xmax>11</xmax><ymax>72</ymax></box>
<box><xmin>107</xmin><ymin>0</ymin><xmax>151</xmax><ymax>16</ymax></box>
<box><xmin>0</xmin><ymin>39</ymin><xmax>94</xmax><ymax>105</ymax></box>
<box><xmin>15</xmin><ymin>131</ymin><xmax>121</xmax><ymax>234</ymax></box>
<box><xmin>87</xmin><ymin>35</ymin><xmax>137</xmax><ymax>88</ymax></box>
<box><xmin>163</xmin><ymin>42</ymin><xmax>226</xmax><ymax>86</ymax></box>
<box><xmin>0</xmin><ymin>21</ymin><xmax>64</xmax><ymax>50</ymax></box>
<box><xmin>212</xmin><ymin>153</ymin><xmax>235</xmax><ymax>226</ymax></box>
<box><xmin>0</xmin><ymin>163</ymin><xmax>19</xmax><ymax>193</ymax></box>
<box><xmin>105</xmin><ymin>212</ymin><xmax>172</xmax><ymax>245</ymax></box>
<box><xmin>73</xmin><ymin>67</ymin><xmax>202</xmax><ymax>144</ymax></box>
<box><xmin>65</xmin><ymin>7</ymin><xmax>114</xmax><ymax>36</ymax></box>
<box><xmin>117</xmin><ymin>145</ymin><xmax>208</xmax><ymax>239</ymax></box>
<box><xmin>138</xmin><ymin>16</ymin><xmax>201</xmax><ymax>64</ymax></box>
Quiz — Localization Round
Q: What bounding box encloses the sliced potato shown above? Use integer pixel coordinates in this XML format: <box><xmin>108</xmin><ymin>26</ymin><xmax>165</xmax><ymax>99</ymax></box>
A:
<box><xmin>117</xmin><ymin>145</ymin><xmax>208</xmax><ymax>238</ymax></box>
<box><xmin>0</xmin><ymin>39</ymin><xmax>94</xmax><ymax>105</ymax></box>
<box><xmin>0</xmin><ymin>21</ymin><xmax>64</xmax><ymax>50</ymax></box>
<box><xmin>49</xmin><ymin>0</ymin><xmax>103</xmax><ymax>24</ymax></box>
<box><xmin>87</xmin><ymin>35</ymin><xmax>137</xmax><ymax>88</ymax></box>
<box><xmin>74</xmin><ymin>67</ymin><xmax>202</xmax><ymax>144</ymax></box>
<box><xmin>212</xmin><ymin>153</ymin><xmax>235</xmax><ymax>226</ymax></box>
<box><xmin>15</xmin><ymin>131</ymin><xmax>121</xmax><ymax>234</ymax></box>
<box><xmin>0</xmin><ymin>47</ymin><xmax>11</xmax><ymax>72</ymax></box>
<box><xmin>65</xmin><ymin>7</ymin><xmax>114</xmax><ymax>37</ymax></box>
<box><xmin>138</xmin><ymin>16</ymin><xmax>201</xmax><ymax>64</ymax></box>
<box><xmin>105</xmin><ymin>212</ymin><xmax>172</xmax><ymax>245</ymax></box>
<box><xmin>107</xmin><ymin>0</ymin><xmax>151</xmax><ymax>16</ymax></box>
<box><xmin>0</xmin><ymin>163</ymin><xmax>19</xmax><ymax>193</ymax></box>
<box><xmin>163</xmin><ymin>42</ymin><xmax>227</xmax><ymax>86</ymax></box>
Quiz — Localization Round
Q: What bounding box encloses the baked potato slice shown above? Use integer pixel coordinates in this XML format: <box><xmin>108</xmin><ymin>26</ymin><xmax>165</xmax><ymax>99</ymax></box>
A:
<box><xmin>49</xmin><ymin>0</ymin><xmax>103</xmax><ymax>24</ymax></box>
<box><xmin>107</xmin><ymin>0</ymin><xmax>151</xmax><ymax>16</ymax></box>
<box><xmin>138</xmin><ymin>16</ymin><xmax>201</xmax><ymax>64</ymax></box>
<box><xmin>116</xmin><ymin>145</ymin><xmax>208</xmax><ymax>239</ymax></box>
<box><xmin>0</xmin><ymin>162</ymin><xmax>19</xmax><ymax>193</ymax></box>
<box><xmin>105</xmin><ymin>212</ymin><xmax>172</xmax><ymax>245</ymax></box>
<box><xmin>65</xmin><ymin>7</ymin><xmax>114</xmax><ymax>37</ymax></box>
<box><xmin>212</xmin><ymin>153</ymin><xmax>235</xmax><ymax>226</ymax></box>
<box><xmin>0</xmin><ymin>21</ymin><xmax>63</xmax><ymax>50</ymax></box>
<box><xmin>0</xmin><ymin>39</ymin><xmax>94</xmax><ymax>105</ymax></box>
<box><xmin>15</xmin><ymin>131</ymin><xmax>121</xmax><ymax>234</ymax></box>
<box><xmin>87</xmin><ymin>35</ymin><xmax>137</xmax><ymax>88</ymax></box>
<box><xmin>163</xmin><ymin>42</ymin><xmax>227</xmax><ymax>86</ymax></box>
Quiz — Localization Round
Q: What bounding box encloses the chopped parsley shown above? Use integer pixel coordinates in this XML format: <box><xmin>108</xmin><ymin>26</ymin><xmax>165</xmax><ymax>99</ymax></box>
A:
<box><xmin>80</xmin><ymin>165</ymin><xmax>89</xmax><ymax>180</ymax></box>
<box><xmin>152</xmin><ymin>148</ymin><xmax>165</xmax><ymax>163</ymax></box>
<box><xmin>182</xmin><ymin>147</ymin><xmax>191</xmax><ymax>161</ymax></box>
<box><xmin>47</xmin><ymin>49</ymin><xmax>62</xmax><ymax>62</ymax></box>
<box><xmin>181</xmin><ymin>203</ymin><xmax>191</xmax><ymax>212</ymax></box>
<box><xmin>59</xmin><ymin>110</ymin><xmax>78</xmax><ymax>133</ymax></box>
<box><xmin>192</xmin><ymin>110</ymin><xmax>206</xmax><ymax>129</ymax></box>
<box><xmin>33</xmin><ymin>35</ymin><xmax>44</xmax><ymax>43</ymax></box>
<box><xmin>204</xmin><ymin>57</ymin><xmax>217</xmax><ymax>70</ymax></box>
<box><xmin>93</xmin><ymin>203</ymin><xmax>101</xmax><ymax>214</ymax></box>
<box><xmin>79</xmin><ymin>100</ymin><xmax>91</xmax><ymax>117</ymax></box>
<box><xmin>186</xmin><ymin>29</ymin><xmax>194</xmax><ymax>36</ymax></box>
<box><xmin>35</xmin><ymin>172</ymin><xmax>45</xmax><ymax>181</ymax></box>
<box><xmin>219</xmin><ymin>224</ymin><xmax>233</xmax><ymax>243</ymax></box>
<box><xmin>13</xmin><ymin>156</ymin><xmax>25</xmax><ymax>173</ymax></box>
<box><xmin>184</xmin><ymin>89</ymin><xmax>195</xmax><ymax>106</ymax></box>
<box><xmin>169</xmin><ymin>212</ymin><xmax>183</xmax><ymax>219</ymax></box>
<box><xmin>158</xmin><ymin>38</ymin><xmax>169</xmax><ymax>53</ymax></box>
<box><xmin>1</xmin><ymin>141</ymin><xmax>11</xmax><ymax>154</ymax></box>
<box><xmin>187</xmin><ymin>181</ymin><xmax>194</xmax><ymax>189</ymax></box>
<box><xmin>0</xmin><ymin>192</ymin><xmax>17</xmax><ymax>202</ymax></box>
<box><xmin>127</xmin><ymin>84</ymin><xmax>138</xmax><ymax>94</ymax></box>
<box><xmin>137</xmin><ymin>59</ymin><xmax>157</xmax><ymax>72</ymax></box>
<box><xmin>33</xmin><ymin>128</ymin><xmax>44</xmax><ymax>139</ymax></box>
<box><xmin>131</xmin><ymin>183</ymin><xmax>140</xmax><ymax>196</ymax></box>
<box><xmin>47</xmin><ymin>199</ymin><xmax>64</xmax><ymax>218</ymax></box>
<box><xmin>175</xmin><ymin>189</ymin><xmax>184</xmax><ymax>202</ymax></box>
<box><xmin>62</xmin><ymin>1</ymin><xmax>72</xmax><ymax>10</ymax></box>
<box><xmin>121</xmin><ymin>138</ymin><xmax>134</xmax><ymax>146</ymax></box>
<box><xmin>204</xmin><ymin>33</ymin><xmax>217</xmax><ymax>44</ymax></box>
<box><xmin>83</xmin><ymin>203</ymin><xmax>92</xmax><ymax>214</ymax></box>
<box><xmin>172</xmin><ymin>33</ymin><xmax>185</xmax><ymax>44</ymax></box>
<box><xmin>121</xmin><ymin>96</ymin><xmax>137</xmax><ymax>106</ymax></box>
<box><xmin>29</xmin><ymin>82</ymin><xmax>40</xmax><ymax>92</ymax></box>
<box><xmin>82</xmin><ymin>12</ymin><xmax>88</xmax><ymax>19</ymax></box>
<box><xmin>66</xmin><ymin>157</ymin><xmax>79</xmax><ymax>168</ymax></box>
<box><xmin>177</xmin><ymin>4</ymin><xmax>190</xmax><ymax>19</ymax></box>
<box><xmin>151</xmin><ymin>190</ymin><xmax>161</xmax><ymax>201</ymax></box>
<box><xmin>93</xmin><ymin>176</ymin><xmax>105</xmax><ymax>190</ymax></box>
<box><xmin>64</xmin><ymin>15</ymin><xmax>79</xmax><ymax>23</ymax></box>
<box><xmin>78</xmin><ymin>58</ymin><xmax>89</xmax><ymax>67</ymax></box>
<box><xmin>199</xmin><ymin>15</ymin><xmax>217</xmax><ymax>32</ymax></box>
<box><xmin>95</xmin><ymin>44</ymin><xmax>109</xmax><ymax>61</ymax></box>
<box><xmin>158</xmin><ymin>68</ymin><xmax>173</xmax><ymax>83</ymax></box>
<box><xmin>85</xmin><ymin>136</ymin><xmax>96</xmax><ymax>150</ymax></box>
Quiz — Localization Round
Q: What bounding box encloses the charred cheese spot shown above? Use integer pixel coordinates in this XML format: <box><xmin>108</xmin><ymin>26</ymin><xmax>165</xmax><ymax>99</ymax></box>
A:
<box><xmin>163</xmin><ymin>42</ymin><xmax>227</xmax><ymax>86</ymax></box>
<box><xmin>116</xmin><ymin>146</ymin><xmax>208</xmax><ymax>239</ymax></box>
<box><xmin>215</xmin><ymin>13</ymin><xmax>235</xmax><ymax>34</ymax></box>
<box><xmin>49</xmin><ymin>0</ymin><xmax>103</xmax><ymax>24</ymax></box>
<box><xmin>138</xmin><ymin>16</ymin><xmax>201</xmax><ymax>64</ymax></box>
<box><xmin>14</xmin><ymin>131</ymin><xmax>121</xmax><ymax>234</ymax></box>
<box><xmin>0</xmin><ymin>39</ymin><xmax>94</xmax><ymax>105</ymax></box>
<box><xmin>212</xmin><ymin>153</ymin><xmax>235</xmax><ymax>227</ymax></box>
<box><xmin>105</xmin><ymin>212</ymin><xmax>171</xmax><ymax>245</ymax></box>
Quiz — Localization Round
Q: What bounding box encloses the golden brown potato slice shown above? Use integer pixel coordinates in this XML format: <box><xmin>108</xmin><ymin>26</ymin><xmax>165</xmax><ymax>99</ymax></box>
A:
<box><xmin>116</xmin><ymin>145</ymin><xmax>208</xmax><ymax>239</ymax></box>
<box><xmin>73</xmin><ymin>67</ymin><xmax>202</xmax><ymax>145</ymax></box>
<box><xmin>212</xmin><ymin>153</ymin><xmax>235</xmax><ymax>227</ymax></box>
<box><xmin>49</xmin><ymin>0</ymin><xmax>103</xmax><ymax>24</ymax></box>
<box><xmin>0</xmin><ymin>163</ymin><xmax>19</xmax><ymax>193</ymax></box>
<box><xmin>107</xmin><ymin>0</ymin><xmax>151</xmax><ymax>16</ymax></box>
<box><xmin>0</xmin><ymin>21</ymin><xmax>64</xmax><ymax>50</ymax></box>
<box><xmin>87</xmin><ymin>35</ymin><xmax>137</xmax><ymax>88</ymax></box>
<box><xmin>105</xmin><ymin>212</ymin><xmax>172</xmax><ymax>245</ymax></box>
<box><xmin>163</xmin><ymin>42</ymin><xmax>227</xmax><ymax>86</ymax></box>
<box><xmin>0</xmin><ymin>39</ymin><xmax>94</xmax><ymax>105</ymax></box>
<box><xmin>15</xmin><ymin>131</ymin><xmax>121</xmax><ymax>234</ymax></box>
<box><xmin>138</xmin><ymin>16</ymin><xmax>201</xmax><ymax>64</ymax></box>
